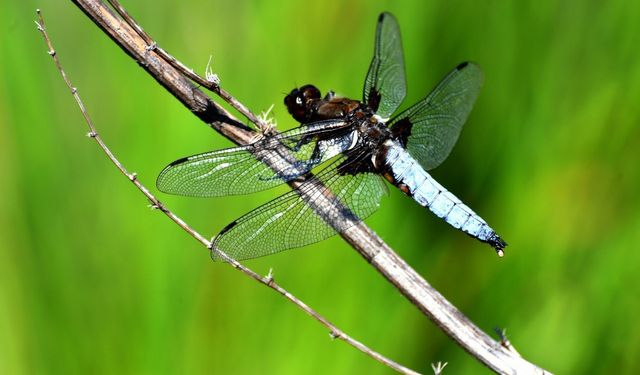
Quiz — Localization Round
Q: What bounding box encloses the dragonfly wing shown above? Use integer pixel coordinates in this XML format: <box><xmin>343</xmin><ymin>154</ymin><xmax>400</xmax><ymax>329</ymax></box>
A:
<box><xmin>363</xmin><ymin>12</ymin><xmax>406</xmax><ymax>120</ymax></box>
<box><xmin>157</xmin><ymin>120</ymin><xmax>352</xmax><ymax>197</ymax></box>
<box><xmin>389</xmin><ymin>62</ymin><xmax>483</xmax><ymax>171</ymax></box>
<box><xmin>211</xmin><ymin>153</ymin><xmax>388</xmax><ymax>261</ymax></box>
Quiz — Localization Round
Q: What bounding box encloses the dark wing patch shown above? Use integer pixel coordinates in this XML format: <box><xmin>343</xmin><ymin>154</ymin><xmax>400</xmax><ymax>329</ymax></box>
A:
<box><xmin>390</xmin><ymin>117</ymin><xmax>413</xmax><ymax>148</ymax></box>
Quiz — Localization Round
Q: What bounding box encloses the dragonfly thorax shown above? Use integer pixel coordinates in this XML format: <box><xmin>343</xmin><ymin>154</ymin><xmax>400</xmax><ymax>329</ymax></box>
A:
<box><xmin>356</xmin><ymin>117</ymin><xmax>391</xmax><ymax>150</ymax></box>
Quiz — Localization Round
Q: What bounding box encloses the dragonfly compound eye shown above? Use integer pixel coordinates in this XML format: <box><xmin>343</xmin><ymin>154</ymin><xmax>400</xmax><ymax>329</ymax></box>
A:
<box><xmin>285</xmin><ymin>85</ymin><xmax>321</xmax><ymax>123</ymax></box>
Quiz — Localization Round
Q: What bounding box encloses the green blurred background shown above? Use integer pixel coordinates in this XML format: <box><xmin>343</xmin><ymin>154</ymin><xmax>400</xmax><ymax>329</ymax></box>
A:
<box><xmin>2</xmin><ymin>0</ymin><xmax>639</xmax><ymax>373</ymax></box>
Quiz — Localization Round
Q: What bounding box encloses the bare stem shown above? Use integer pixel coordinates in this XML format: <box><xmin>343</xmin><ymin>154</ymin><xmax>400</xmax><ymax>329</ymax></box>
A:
<box><xmin>60</xmin><ymin>1</ymin><xmax>552</xmax><ymax>373</ymax></box>
<box><xmin>36</xmin><ymin>9</ymin><xmax>420</xmax><ymax>375</ymax></box>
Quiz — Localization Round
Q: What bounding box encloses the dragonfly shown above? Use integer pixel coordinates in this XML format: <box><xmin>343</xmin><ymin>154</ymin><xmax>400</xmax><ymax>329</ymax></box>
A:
<box><xmin>157</xmin><ymin>12</ymin><xmax>507</xmax><ymax>260</ymax></box>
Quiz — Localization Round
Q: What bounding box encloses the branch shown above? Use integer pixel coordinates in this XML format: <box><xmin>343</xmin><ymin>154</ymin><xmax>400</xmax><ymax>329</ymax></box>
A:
<box><xmin>35</xmin><ymin>9</ymin><xmax>420</xmax><ymax>375</ymax></box>
<box><xmin>64</xmin><ymin>1</ymin><xmax>552</xmax><ymax>373</ymax></box>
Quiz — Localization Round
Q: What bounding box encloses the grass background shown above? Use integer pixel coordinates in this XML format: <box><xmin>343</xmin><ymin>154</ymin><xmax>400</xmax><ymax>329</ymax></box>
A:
<box><xmin>2</xmin><ymin>0</ymin><xmax>640</xmax><ymax>373</ymax></box>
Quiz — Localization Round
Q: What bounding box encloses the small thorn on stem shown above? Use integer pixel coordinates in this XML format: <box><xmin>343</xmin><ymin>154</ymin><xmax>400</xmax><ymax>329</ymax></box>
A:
<box><xmin>431</xmin><ymin>361</ymin><xmax>448</xmax><ymax>374</ymax></box>
<box><xmin>48</xmin><ymin>50</ymin><xmax>56</xmax><ymax>57</ymax></box>
<box><xmin>264</xmin><ymin>268</ymin><xmax>274</xmax><ymax>285</ymax></box>
<box><xmin>145</xmin><ymin>42</ymin><xmax>157</xmax><ymax>52</ymax></box>
<box><xmin>205</xmin><ymin>55</ymin><xmax>220</xmax><ymax>86</ymax></box>
<box><xmin>257</xmin><ymin>104</ymin><xmax>277</xmax><ymax>135</ymax></box>
<box><xmin>71</xmin><ymin>87</ymin><xmax>78</xmax><ymax>94</ymax></box>
<box><xmin>128</xmin><ymin>172</ymin><xmax>137</xmax><ymax>181</ymax></box>
<box><xmin>329</xmin><ymin>331</ymin><xmax>340</xmax><ymax>340</ymax></box>
<box><xmin>86</xmin><ymin>131</ymin><xmax>97</xmax><ymax>138</ymax></box>
<box><xmin>494</xmin><ymin>327</ymin><xmax>519</xmax><ymax>354</ymax></box>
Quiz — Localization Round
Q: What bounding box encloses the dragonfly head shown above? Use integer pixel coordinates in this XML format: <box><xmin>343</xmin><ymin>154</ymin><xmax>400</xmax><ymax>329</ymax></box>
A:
<box><xmin>284</xmin><ymin>84</ymin><xmax>321</xmax><ymax>123</ymax></box>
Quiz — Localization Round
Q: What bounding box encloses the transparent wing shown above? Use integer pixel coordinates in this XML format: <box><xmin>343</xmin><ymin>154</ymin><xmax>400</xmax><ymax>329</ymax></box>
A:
<box><xmin>157</xmin><ymin>120</ymin><xmax>353</xmax><ymax>197</ymax></box>
<box><xmin>211</xmin><ymin>153</ymin><xmax>388</xmax><ymax>261</ymax></box>
<box><xmin>363</xmin><ymin>12</ymin><xmax>406</xmax><ymax>120</ymax></box>
<box><xmin>389</xmin><ymin>62</ymin><xmax>484</xmax><ymax>171</ymax></box>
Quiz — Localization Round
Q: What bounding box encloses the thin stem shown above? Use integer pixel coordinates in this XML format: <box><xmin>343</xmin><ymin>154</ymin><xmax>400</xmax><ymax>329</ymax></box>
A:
<box><xmin>36</xmin><ymin>9</ymin><xmax>420</xmax><ymax>375</ymax></box>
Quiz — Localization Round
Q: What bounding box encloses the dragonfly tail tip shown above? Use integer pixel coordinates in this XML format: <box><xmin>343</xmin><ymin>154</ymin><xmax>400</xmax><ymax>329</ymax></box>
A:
<box><xmin>487</xmin><ymin>233</ymin><xmax>507</xmax><ymax>257</ymax></box>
